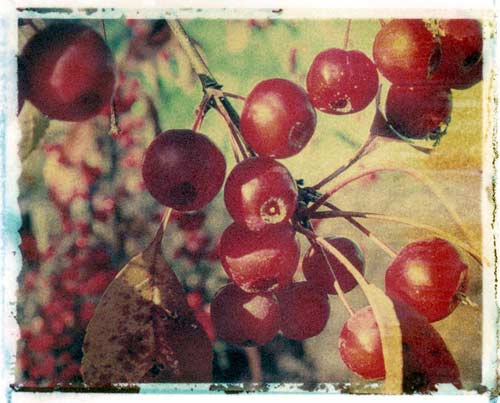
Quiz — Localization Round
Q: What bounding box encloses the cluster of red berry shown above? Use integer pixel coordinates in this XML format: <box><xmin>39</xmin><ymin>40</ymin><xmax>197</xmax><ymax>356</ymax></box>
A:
<box><xmin>17</xmin><ymin>17</ymin><xmax>482</xmax><ymax>391</ymax></box>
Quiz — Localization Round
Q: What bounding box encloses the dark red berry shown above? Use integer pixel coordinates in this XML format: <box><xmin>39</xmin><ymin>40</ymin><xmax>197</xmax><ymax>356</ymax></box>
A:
<box><xmin>276</xmin><ymin>281</ymin><xmax>330</xmax><ymax>340</ymax></box>
<box><xmin>432</xmin><ymin>19</ymin><xmax>483</xmax><ymax>89</ymax></box>
<box><xmin>373</xmin><ymin>19</ymin><xmax>441</xmax><ymax>85</ymax></box>
<box><xmin>306</xmin><ymin>48</ymin><xmax>379</xmax><ymax>114</ymax></box>
<box><xmin>385</xmin><ymin>238</ymin><xmax>468</xmax><ymax>322</ymax></box>
<box><xmin>224</xmin><ymin>157</ymin><xmax>298</xmax><ymax>231</ymax></box>
<box><xmin>142</xmin><ymin>130</ymin><xmax>226</xmax><ymax>211</ymax></box>
<box><xmin>187</xmin><ymin>291</ymin><xmax>204</xmax><ymax>311</ymax></box>
<box><xmin>219</xmin><ymin>223</ymin><xmax>300</xmax><ymax>292</ymax></box>
<box><xmin>386</xmin><ymin>85</ymin><xmax>452</xmax><ymax>139</ymax></box>
<box><xmin>240</xmin><ymin>78</ymin><xmax>317</xmax><ymax>158</ymax></box>
<box><xmin>338</xmin><ymin>301</ymin><xmax>462</xmax><ymax>393</ymax></box>
<box><xmin>22</xmin><ymin>23</ymin><xmax>116</xmax><ymax>121</ymax></box>
<box><xmin>302</xmin><ymin>237</ymin><xmax>365</xmax><ymax>295</ymax></box>
<box><xmin>210</xmin><ymin>283</ymin><xmax>279</xmax><ymax>346</ymax></box>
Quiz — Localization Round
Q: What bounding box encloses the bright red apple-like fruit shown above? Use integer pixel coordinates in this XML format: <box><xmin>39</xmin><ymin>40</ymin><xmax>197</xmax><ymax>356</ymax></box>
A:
<box><xmin>338</xmin><ymin>301</ymin><xmax>462</xmax><ymax>393</ymax></box>
<box><xmin>22</xmin><ymin>23</ymin><xmax>116</xmax><ymax>121</ymax></box>
<box><xmin>306</xmin><ymin>48</ymin><xmax>379</xmax><ymax>115</ymax></box>
<box><xmin>385</xmin><ymin>238</ymin><xmax>469</xmax><ymax>322</ymax></box>
<box><xmin>276</xmin><ymin>281</ymin><xmax>330</xmax><ymax>340</ymax></box>
<box><xmin>240</xmin><ymin>78</ymin><xmax>317</xmax><ymax>159</ymax></box>
<box><xmin>385</xmin><ymin>85</ymin><xmax>452</xmax><ymax>140</ymax></box>
<box><xmin>373</xmin><ymin>19</ymin><xmax>441</xmax><ymax>85</ymax></box>
<box><xmin>142</xmin><ymin>129</ymin><xmax>226</xmax><ymax>211</ymax></box>
<box><xmin>432</xmin><ymin>19</ymin><xmax>483</xmax><ymax>89</ymax></box>
<box><xmin>219</xmin><ymin>222</ymin><xmax>300</xmax><ymax>293</ymax></box>
<box><xmin>210</xmin><ymin>283</ymin><xmax>280</xmax><ymax>346</ymax></box>
<box><xmin>224</xmin><ymin>156</ymin><xmax>298</xmax><ymax>231</ymax></box>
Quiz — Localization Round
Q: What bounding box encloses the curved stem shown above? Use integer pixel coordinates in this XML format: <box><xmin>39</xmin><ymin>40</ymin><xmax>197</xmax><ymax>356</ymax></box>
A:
<box><xmin>101</xmin><ymin>19</ymin><xmax>120</xmax><ymax>135</ymax></box>
<box><xmin>192</xmin><ymin>95</ymin><xmax>210</xmax><ymax>132</ymax></box>
<box><xmin>223</xmin><ymin>91</ymin><xmax>246</xmax><ymax>101</ymax></box>
<box><xmin>379</xmin><ymin>19</ymin><xmax>386</xmax><ymax>28</ymax></box>
<box><xmin>311</xmin><ymin>135</ymin><xmax>377</xmax><ymax>191</ymax></box>
<box><xmin>311</xmin><ymin>210</ymin><xmax>482</xmax><ymax>265</ymax></box>
<box><xmin>319</xmin><ymin>167</ymin><xmax>478</xmax><ymax>248</ymax></box>
<box><xmin>323</xmin><ymin>202</ymin><xmax>398</xmax><ymax>258</ymax></box>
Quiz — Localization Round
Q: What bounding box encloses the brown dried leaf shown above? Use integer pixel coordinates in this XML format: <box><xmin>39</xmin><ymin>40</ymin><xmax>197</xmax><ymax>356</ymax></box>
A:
<box><xmin>81</xmin><ymin>233</ymin><xmax>213</xmax><ymax>386</ymax></box>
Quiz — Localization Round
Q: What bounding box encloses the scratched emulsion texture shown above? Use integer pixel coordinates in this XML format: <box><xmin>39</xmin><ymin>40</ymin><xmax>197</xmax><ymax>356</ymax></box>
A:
<box><xmin>10</xmin><ymin>10</ymin><xmax>497</xmax><ymax>395</ymax></box>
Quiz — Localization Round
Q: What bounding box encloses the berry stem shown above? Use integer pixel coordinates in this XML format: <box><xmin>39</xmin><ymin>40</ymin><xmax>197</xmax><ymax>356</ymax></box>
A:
<box><xmin>145</xmin><ymin>95</ymin><xmax>162</xmax><ymax>135</ymax></box>
<box><xmin>333</xmin><ymin>281</ymin><xmax>354</xmax><ymax>316</ymax></box>
<box><xmin>192</xmin><ymin>95</ymin><xmax>210</xmax><ymax>132</ymax></box>
<box><xmin>244</xmin><ymin>347</ymin><xmax>263</xmax><ymax>384</ymax></box>
<box><xmin>223</xmin><ymin>91</ymin><xmax>247</xmax><ymax>102</ymax></box>
<box><xmin>313</xmin><ymin>238</ymin><xmax>355</xmax><ymax>316</ymax></box>
<box><xmin>343</xmin><ymin>19</ymin><xmax>352</xmax><ymax>50</ymax></box>
<box><xmin>379</xmin><ymin>19</ymin><xmax>386</xmax><ymax>27</ymax></box>
<box><xmin>320</xmin><ymin>167</ymin><xmax>477</xmax><ymax>249</ymax></box>
<box><xmin>323</xmin><ymin>202</ymin><xmax>398</xmax><ymax>258</ymax></box>
<box><xmin>310</xmin><ymin>209</ymin><xmax>482</xmax><ymax>264</ymax></box>
<box><xmin>310</xmin><ymin>134</ymin><xmax>378</xmax><ymax>192</ymax></box>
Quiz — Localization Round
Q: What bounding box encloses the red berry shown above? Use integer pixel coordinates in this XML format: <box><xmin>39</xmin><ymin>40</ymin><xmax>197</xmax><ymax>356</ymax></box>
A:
<box><xmin>142</xmin><ymin>130</ymin><xmax>226</xmax><ymax>211</ymax></box>
<box><xmin>306</xmin><ymin>48</ymin><xmax>379</xmax><ymax>114</ymax></box>
<box><xmin>373</xmin><ymin>19</ymin><xmax>440</xmax><ymax>85</ymax></box>
<box><xmin>432</xmin><ymin>19</ymin><xmax>483</xmax><ymax>89</ymax></box>
<box><xmin>302</xmin><ymin>237</ymin><xmax>365</xmax><ymax>295</ymax></box>
<box><xmin>210</xmin><ymin>283</ymin><xmax>279</xmax><ymax>346</ymax></box>
<box><xmin>385</xmin><ymin>85</ymin><xmax>452</xmax><ymax>139</ymax></box>
<box><xmin>22</xmin><ymin>23</ymin><xmax>116</xmax><ymax>121</ymax></box>
<box><xmin>276</xmin><ymin>281</ymin><xmax>330</xmax><ymax>340</ymax></box>
<box><xmin>176</xmin><ymin>211</ymin><xmax>206</xmax><ymax>231</ymax></box>
<box><xmin>187</xmin><ymin>291</ymin><xmax>204</xmax><ymax>311</ymax></box>
<box><xmin>385</xmin><ymin>238</ymin><xmax>468</xmax><ymax>322</ymax></box>
<box><xmin>28</xmin><ymin>334</ymin><xmax>55</xmax><ymax>353</ymax></box>
<box><xmin>240</xmin><ymin>78</ymin><xmax>317</xmax><ymax>158</ymax></box>
<box><xmin>224</xmin><ymin>157</ymin><xmax>298</xmax><ymax>231</ymax></box>
<box><xmin>219</xmin><ymin>223</ymin><xmax>300</xmax><ymax>292</ymax></box>
<box><xmin>30</xmin><ymin>355</ymin><xmax>56</xmax><ymax>379</ymax></box>
<box><xmin>338</xmin><ymin>302</ymin><xmax>461</xmax><ymax>393</ymax></box>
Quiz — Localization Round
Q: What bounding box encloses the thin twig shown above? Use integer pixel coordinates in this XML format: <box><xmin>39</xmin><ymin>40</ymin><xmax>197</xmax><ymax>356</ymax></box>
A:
<box><xmin>310</xmin><ymin>209</ymin><xmax>482</xmax><ymax>264</ymax></box>
<box><xmin>343</xmin><ymin>19</ymin><xmax>352</xmax><ymax>50</ymax></box>
<box><xmin>101</xmin><ymin>19</ymin><xmax>120</xmax><ymax>136</ymax></box>
<box><xmin>323</xmin><ymin>202</ymin><xmax>398</xmax><ymax>258</ymax></box>
<box><xmin>223</xmin><ymin>91</ymin><xmax>246</xmax><ymax>102</ymax></box>
<box><xmin>311</xmin><ymin>135</ymin><xmax>378</xmax><ymax>191</ymax></box>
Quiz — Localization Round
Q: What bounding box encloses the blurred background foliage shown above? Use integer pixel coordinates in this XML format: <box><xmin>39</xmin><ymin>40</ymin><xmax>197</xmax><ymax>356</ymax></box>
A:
<box><xmin>16</xmin><ymin>16</ymin><xmax>482</xmax><ymax>389</ymax></box>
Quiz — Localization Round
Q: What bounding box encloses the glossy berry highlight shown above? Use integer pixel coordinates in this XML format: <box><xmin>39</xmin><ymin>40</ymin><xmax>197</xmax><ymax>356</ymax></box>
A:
<box><xmin>219</xmin><ymin>223</ymin><xmax>300</xmax><ymax>293</ymax></box>
<box><xmin>338</xmin><ymin>302</ymin><xmax>461</xmax><ymax>393</ymax></box>
<box><xmin>302</xmin><ymin>237</ymin><xmax>365</xmax><ymax>295</ymax></box>
<box><xmin>385</xmin><ymin>238</ymin><xmax>469</xmax><ymax>322</ymax></box>
<box><xmin>240</xmin><ymin>78</ymin><xmax>317</xmax><ymax>159</ymax></box>
<box><xmin>224</xmin><ymin>157</ymin><xmax>298</xmax><ymax>231</ymax></box>
<box><xmin>276</xmin><ymin>281</ymin><xmax>330</xmax><ymax>340</ymax></box>
<box><xmin>142</xmin><ymin>129</ymin><xmax>226</xmax><ymax>211</ymax></box>
<box><xmin>306</xmin><ymin>48</ymin><xmax>379</xmax><ymax>115</ymax></box>
<box><xmin>22</xmin><ymin>23</ymin><xmax>116</xmax><ymax>121</ymax></box>
<box><xmin>210</xmin><ymin>283</ymin><xmax>279</xmax><ymax>346</ymax></box>
<box><xmin>373</xmin><ymin>19</ymin><xmax>440</xmax><ymax>85</ymax></box>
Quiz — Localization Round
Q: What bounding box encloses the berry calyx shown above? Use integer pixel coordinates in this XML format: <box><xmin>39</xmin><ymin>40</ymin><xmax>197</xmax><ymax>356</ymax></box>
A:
<box><xmin>224</xmin><ymin>156</ymin><xmax>298</xmax><ymax>231</ymax></box>
<box><xmin>240</xmin><ymin>78</ymin><xmax>317</xmax><ymax>159</ymax></box>
<box><xmin>385</xmin><ymin>238</ymin><xmax>469</xmax><ymax>322</ymax></box>
<box><xmin>302</xmin><ymin>237</ymin><xmax>365</xmax><ymax>295</ymax></box>
<box><xmin>219</xmin><ymin>223</ymin><xmax>300</xmax><ymax>293</ymax></box>
<box><xmin>276</xmin><ymin>281</ymin><xmax>330</xmax><ymax>340</ymax></box>
<box><xmin>210</xmin><ymin>283</ymin><xmax>279</xmax><ymax>346</ymax></box>
<box><xmin>385</xmin><ymin>85</ymin><xmax>452</xmax><ymax>140</ymax></box>
<box><xmin>373</xmin><ymin>19</ymin><xmax>441</xmax><ymax>85</ymax></box>
<box><xmin>22</xmin><ymin>23</ymin><xmax>116</xmax><ymax>121</ymax></box>
<box><xmin>338</xmin><ymin>301</ymin><xmax>462</xmax><ymax>393</ymax></box>
<box><xmin>306</xmin><ymin>48</ymin><xmax>379</xmax><ymax>115</ymax></box>
<box><xmin>142</xmin><ymin>129</ymin><xmax>226</xmax><ymax>211</ymax></box>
